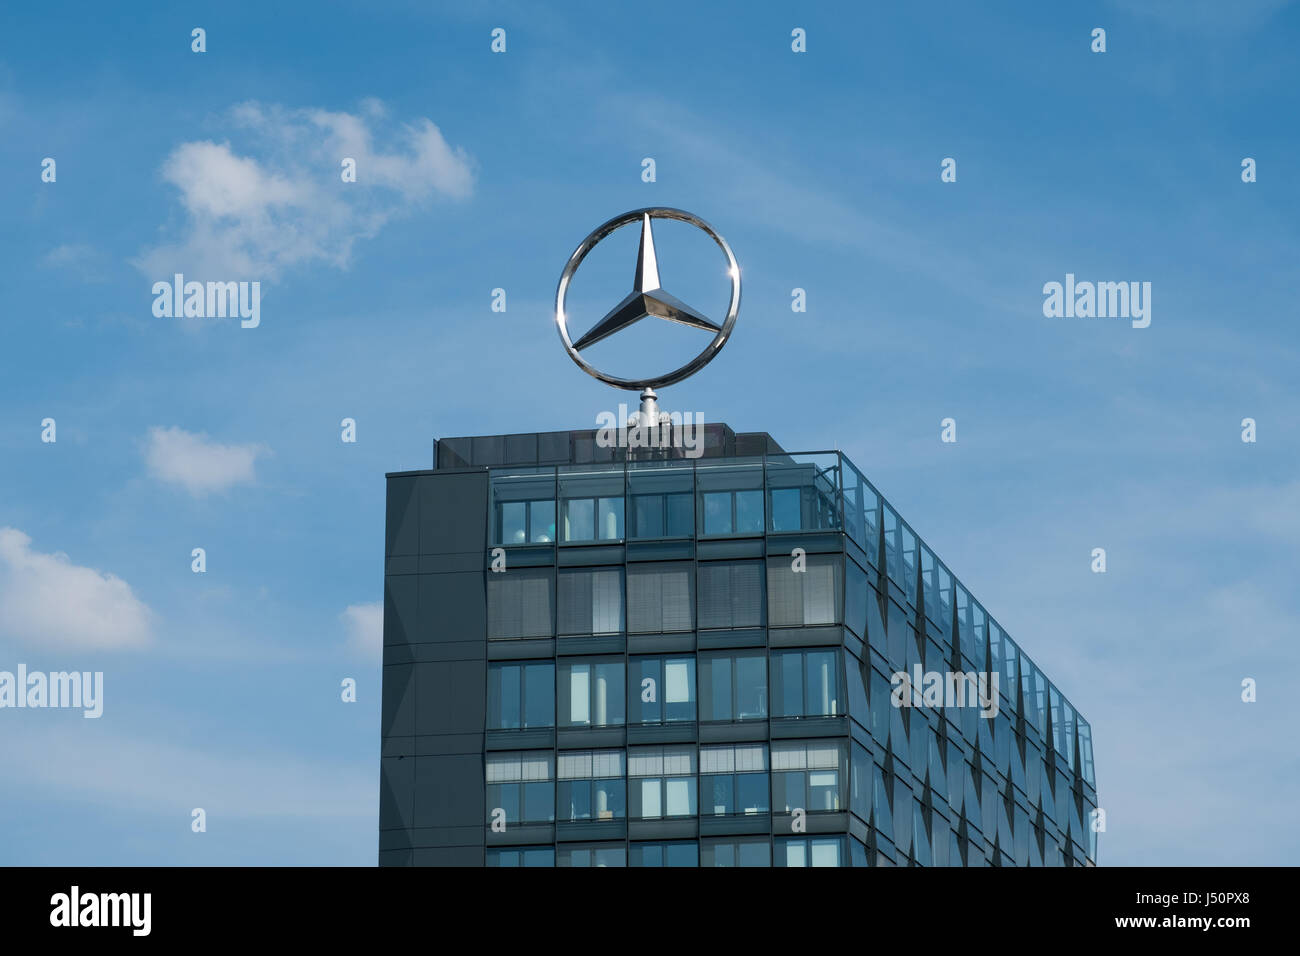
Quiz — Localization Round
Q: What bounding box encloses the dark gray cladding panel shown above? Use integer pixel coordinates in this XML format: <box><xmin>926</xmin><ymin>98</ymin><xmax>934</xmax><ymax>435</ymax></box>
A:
<box><xmin>418</xmin><ymin>572</ymin><xmax>486</xmax><ymax>646</ymax></box>
<box><xmin>431</xmin><ymin>422</ymin><xmax>792</xmax><ymax>468</ymax></box>
<box><xmin>386</xmin><ymin>475</ymin><xmax>419</xmax><ymax>557</ymax></box>
<box><xmin>413</xmin><ymin>847</ymin><xmax>484</xmax><ymax>866</ymax></box>
<box><xmin>379</xmin><ymin>755</ymin><xmax>414</xmax><ymax>833</ymax></box>
<box><xmin>384</xmin><ymin>574</ymin><xmax>418</xmax><ymax>647</ymax></box>
<box><xmin>734</xmin><ymin>431</ymin><xmax>786</xmax><ymax>456</ymax></box>
<box><xmin>414</xmin><ymin>659</ymin><xmax>486</xmax><ymax>736</ymax></box>
<box><xmin>413</xmin><ymin>754</ymin><xmax>484</xmax><ymax>830</ymax></box>
<box><xmin>378</xmin><ymin>848</ymin><xmax>414</xmax><ymax>867</ymax></box>
<box><xmin>419</xmin><ymin>472</ymin><xmax>487</xmax><ymax>555</ymax></box>
<box><xmin>382</xmin><ymin>662</ymin><xmax>415</xmax><ymax>738</ymax></box>
<box><xmin>435</xmin><ymin>437</ymin><xmax>472</xmax><ymax>469</ymax></box>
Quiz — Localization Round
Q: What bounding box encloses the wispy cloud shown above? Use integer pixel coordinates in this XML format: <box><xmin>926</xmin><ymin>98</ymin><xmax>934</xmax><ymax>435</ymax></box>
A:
<box><xmin>135</xmin><ymin>98</ymin><xmax>475</xmax><ymax>280</ymax></box>
<box><xmin>144</xmin><ymin>426</ymin><xmax>266</xmax><ymax>497</ymax></box>
<box><xmin>40</xmin><ymin>243</ymin><xmax>107</xmax><ymax>282</ymax></box>
<box><xmin>341</xmin><ymin>602</ymin><xmax>382</xmax><ymax>656</ymax></box>
<box><xmin>0</xmin><ymin>528</ymin><xmax>153</xmax><ymax>651</ymax></box>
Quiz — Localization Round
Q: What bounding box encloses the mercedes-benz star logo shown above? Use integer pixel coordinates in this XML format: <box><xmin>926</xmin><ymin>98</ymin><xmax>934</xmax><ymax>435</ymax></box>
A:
<box><xmin>555</xmin><ymin>207</ymin><xmax>741</xmax><ymax>391</ymax></box>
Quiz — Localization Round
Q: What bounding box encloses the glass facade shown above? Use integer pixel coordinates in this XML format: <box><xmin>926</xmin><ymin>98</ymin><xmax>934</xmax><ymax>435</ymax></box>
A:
<box><xmin>388</xmin><ymin>433</ymin><xmax>1097</xmax><ymax>867</ymax></box>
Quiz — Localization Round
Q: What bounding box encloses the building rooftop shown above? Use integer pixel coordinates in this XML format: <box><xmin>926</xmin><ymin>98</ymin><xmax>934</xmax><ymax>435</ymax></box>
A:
<box><xmin>421</xmin><ymin>423</ymin><xmax>786</xmax><ymax>472</ymax></box>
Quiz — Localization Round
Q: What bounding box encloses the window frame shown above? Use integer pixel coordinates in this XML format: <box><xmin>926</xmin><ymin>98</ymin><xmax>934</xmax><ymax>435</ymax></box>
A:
<box><xmin>628</xmin><ymin>654</ymin><xmax>697</xmax><ymax>725</ymax></box>
<box><xmin>486</xmin><ymin>659</ymin><xmax>556</xmax><ymax>730</ymax></box>
<box><xmin>557</xmin><ymin>657</ymin><xmax>626</xmax><ymax>729</ymax></box>
<box><xmin>699</xmin><ymin>649</ymin><xmax>768</xmax><ymax>723</ymax></box>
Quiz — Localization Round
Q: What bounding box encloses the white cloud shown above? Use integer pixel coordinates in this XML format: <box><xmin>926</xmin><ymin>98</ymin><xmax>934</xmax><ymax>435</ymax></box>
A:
<box><xmin>42</xmin><ymin>242</ymin><xmax>97</xmax><ymax>267</ymax></box>
<box><xmin>145</xmin><ymin>426</ymin><xmax>266</xmax><ymax>496</ymax></box>
<box><xmin>41</xmin><ymin>243</ymin><xmax>107</xmax><ymax>282</ymax></box>
<box><xmin>341</xmin><ymin>602</ymin><xmax>382</xmax><ymax>656</ymax></box>
<box><xmin>136</xmin><ymin>99</ymin><xmax>474</xmax><ymax>279</ymax></box>
<box><xmin>162</xmin><ymin>140</ymin><xmax>306</xmax><ymax>219</ymax></box>
<box><xmin>0</xmin><ymin>528</ymin><xmax>152</xmax><ymax>651</ymax></box>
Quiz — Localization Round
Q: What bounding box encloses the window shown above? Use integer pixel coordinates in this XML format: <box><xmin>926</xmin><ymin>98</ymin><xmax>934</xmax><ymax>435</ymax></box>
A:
<box><xmin>872</xmin><ymin>761</ymin><xmax>894</xmax><ymax>839</ymax></box>
<box><xmin>765</xmin><ymin>454</ymin><xmax>841</xmax><ymax>533</ymax></box>
<box><xmin>487</xmin><ymin>661</ymin><xmax>554</xmax><ymax>729</ymax></box>
<box><xmin>770</xmin><ymin>648</ymin><xmax>841</xmax><ymax>718</ymax></box>
<box><xmin>850</xmin><ymin>743</ymin><xmax>871</xmax><ymax>822</ymax></box>
<box><xmin>772</xmin><ymin>740</ymin><xmax>846</xmax><ymax>813</ymax></box>
<box><xmin>921</xmin><ymin>548</ymin><xmax>953</xmax><ymax>633</ymax></box>
<box><xmin>628</xmin><ymin>461</ymin><xmax>694</xmax><ymax>539</ymax></box>
<box><xmin>557</xmin><ymin>750</ymin><xmax>625</xmax><ymax>821</ymax></box>
<box><xmin>869</xmin><ymin>668</ymin><xmax>892</xmax><ymax>743</ymax></box>
<box><xmin>936</xmin><ymin>564</ymin><xmax>953</xmax><ymax>630</ymax></box>
<box><xmin>627</xmin><ymin>562</ymin><xmax>693</xmax><ymax>633</ymax></box>
<box><xmin>697</xmin><ymin>560</ymin><xmax>764</xmax><ymax>629</ymax></box>
<box><xmin>900</xmin><ymin>525</ymin><xmax>918</xmax><ymax>598</ymax></box>
<box><xmin>882</xmin><ymin>508</ymin><xmax>919</xmax><ymax>600</ymax></box>
<box><xmin>776</xmin><ymin>836</ymin><xmax>845</xmax><ymax>867</ymax></box>
<box><xmin>700</xmin><ymin>490</ymin><xmax>764</xmax><ymax>535</ymax></box>
<box><xmin>1078</xmin><ymin>718</ymin><xmax>1096</xmax><ymax>788</ymax></box>
<box><xmin>851</xmin><ymin>838</ymin><xmax>869</xmax><ymax>868</ymax></box>
<box><xmin>631</xmin><ymin>493</ymin><xmax>694</xmax><ymax>538</ymax></box>
<box><xmin>912</xmin><ymin>801</ymin><xmax>933</xmax><ymax>866</ymax></box>
<box><xmin>559</xmin><ymin>467</ymin><xmax>624</xmax><ymax>543</ymax></box>
<box><xmin>696</xmin><ymin>460</ymin><xmax>764</xmax><ymax>536</ymax></box>
<box><xmin>490</xmin><ymin>469</ymin><xmax>556</xmax><ymax>545</ymax></box>
<box><xmin>701</xmin><ymin>836</ymin><xmax>770</xmax><ymax>867</ymax></box>
<box><xmin>1021</xmin><ymin>657</ymin><xmax>1047</xmax><ymax>737</ymax></box>
<box><xmin>629</xmin><ymin>746</ymin><xmax>697</xmax><ymax>819</ymax></box>
<box><xmin>841</xmin><ymin>462</ymin><xmax>880</xmax><ymax>567</ymax></box>
<box><xmin>486</xmin><ymin>847</ymin><xmax>554</xmax><ymax>867</ymax></box>
<box><xmin>1053</xmin><ymin>688</ymin><xmax>1076</xmax><ymax>766</ymax></box>
<box><xmin>629</xmin><ymin>841</ymin><xmax>698</xmax><ymax>867</ymax></box>
<box><xmin>845</xmin><ymin>560</ymin><xmax>869</xmax><ymax>640</ymax></box>
<box><xmin>845</xmin><ymin>651</ymin><xmax>869</xmax><ymax>725</ymax></box>
<box><xmin>485</xmin><ymin>751</ymin><xmax>554</xmax><ymax>825</ymax></box>
<box><xmin>557</xmin><ymin>567</ymin><xmax>624</xmax><ymax>636</ymax></box>
<box><xmin>699</xmin><ymin>650</ymin><xmax>767</xmax><ymax>722</ymax></box>
<box><xmin>557</xmin><ymin>658</ymin><xmax>624</xmax><ymax>727</ymax></box>
<box><xmin>629</xmin><ymin>655</ymin><xmax>696</xmax><ymax>724</ymax></box>
<box><xmin>957</xmin><ymin>584</ymin><xmax>988</xmax><ymax>668</ymax></box>
<box><xmin>486</xmin><ymin>568</ymin><xmax>554</xmax><ymax>639</ymax></box>
<box><xmin>883</xmin><ymin>504</ymin><xmax>903</xmax><ymax>587</ymax></box>
<box><xmin>768</xmin><ymin>554</ymin><xmax>842</xmax><ymax>627</ymax></box>
<box><xmin>993</xmin><ymin>622</ymin><xmax>1018</xmax><ymax>714</ymax></box>
<box><xmin>769</xmin><ymin>487</ymin><xmax>800</xmax><ymax>531</ymax></box>
<box><xmin>556</xmin><ymin>843</ymin><xmax>626</xmax><ymax>867</ymax></box>
<box><xmin>700</xmin><ymin>743</ymin><xmax>769</xmax><ymax>816</ymax></box>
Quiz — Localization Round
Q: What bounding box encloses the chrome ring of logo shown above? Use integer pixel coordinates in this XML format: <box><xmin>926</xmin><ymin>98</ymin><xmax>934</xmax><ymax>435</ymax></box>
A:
<box><xmin>554</xmin><ymin>207</ymin><xmax>741</xmax><ymax>391</ymax></box>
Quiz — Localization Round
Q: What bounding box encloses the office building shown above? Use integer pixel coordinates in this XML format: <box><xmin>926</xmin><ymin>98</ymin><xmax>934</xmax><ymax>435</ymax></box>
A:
<box><xmin>378</xmin><ymin>423</ymin><xmax>1099</xmax><ymax>866</ymax></box>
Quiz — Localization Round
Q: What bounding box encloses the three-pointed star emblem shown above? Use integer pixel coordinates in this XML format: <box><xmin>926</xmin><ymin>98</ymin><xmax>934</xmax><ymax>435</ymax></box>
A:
<box><xmin>569</xmin><ymin>213</ymin><xmax>722</xmax><ymax>352</ymax></box>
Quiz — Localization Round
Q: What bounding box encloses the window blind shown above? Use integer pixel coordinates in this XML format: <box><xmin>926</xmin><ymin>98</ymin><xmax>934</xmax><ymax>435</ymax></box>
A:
<box><xmin>627</xmin><ymin>562</ymin><xmax>694</xmax><ymax>633</ymax></box>
<box><xmin>700</xmin><ymin>744</ymin><xmax>768</xmax><ymax>774</ymax></box>
<box><xmin>557</xmin><ymin>567</ymin><xmax>624</xmax><ymax>636</ymax></box>
<box><xmin>487</xmin><ymin>569</ymin><xmax>553</xmax><ymax>639</ymax></box>
<box><xmin>486</xmin><ymin>751</ymin><xmax>554</xmax><ymax>783</ymax></box>
<box><xmin>698</xmin><ymin>560</ymin><xmax>763</xmax><ymax>629</ymax></box>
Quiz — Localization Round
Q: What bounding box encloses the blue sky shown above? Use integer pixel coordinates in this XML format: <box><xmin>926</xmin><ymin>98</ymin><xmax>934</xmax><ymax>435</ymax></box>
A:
<box><xmin>1</xmin><ymin>0</ymin><xmax>1297</xmax><ymax>865</ymax></box>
